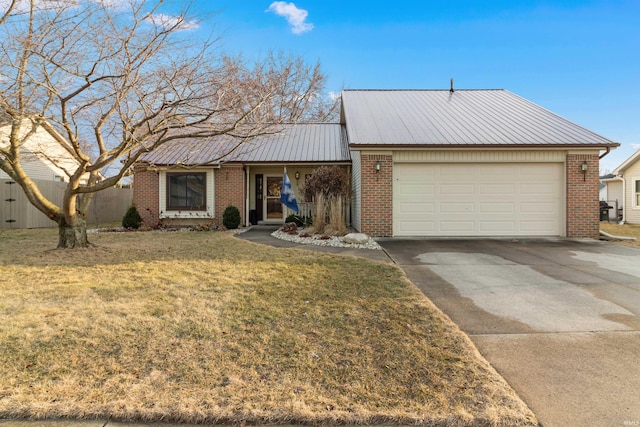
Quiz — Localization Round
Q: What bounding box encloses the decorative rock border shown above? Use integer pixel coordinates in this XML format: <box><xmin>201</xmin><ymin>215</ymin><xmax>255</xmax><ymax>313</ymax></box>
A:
<box><xmin>271</xmin><ymin>228</ymin><xmax>382</xmax><ymax>250</ymax></box>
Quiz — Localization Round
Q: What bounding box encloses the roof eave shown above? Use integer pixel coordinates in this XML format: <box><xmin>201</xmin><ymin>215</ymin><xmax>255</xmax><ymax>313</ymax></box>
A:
<box><xmin>349</xmin><ymin>142</ymin><xmax>621</xmax><ymax>150</ymax></box>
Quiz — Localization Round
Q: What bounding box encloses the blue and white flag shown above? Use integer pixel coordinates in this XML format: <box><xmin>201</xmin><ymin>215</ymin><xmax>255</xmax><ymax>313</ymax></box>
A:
<box><xmin>280</xmin><ymin>168</ymin><xmax>299</xmax><ymax>213</ymax></box>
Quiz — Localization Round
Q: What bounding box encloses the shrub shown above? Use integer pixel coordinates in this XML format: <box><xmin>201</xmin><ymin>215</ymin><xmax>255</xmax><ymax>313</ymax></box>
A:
<box><xmin>223</xmin><ymin>206</ymin><xmax>241</xmax><ymax>229</ymax></box>
<box><xmin>303</xmin><ymin>166</ymin><xmax>350</xmax><ymax>201</ymax></box>
<box><xmin>303</xmin><ymin>166</ymin><xmax>350</xmax><ymax>234</ymax></box>
<box><xmin>285</xmin><ymin>214</ymin><xmax>303</xmax><ymax>227</ymax></box>
<box><xmin>122</xmin><ymin>206</ymin><xmax>142</xmax><ymax>229</ymax></box>
<box><xmin>285</xmin><ymin>214</ymin><xmax>312</xmax><ymax>227</ymax></box>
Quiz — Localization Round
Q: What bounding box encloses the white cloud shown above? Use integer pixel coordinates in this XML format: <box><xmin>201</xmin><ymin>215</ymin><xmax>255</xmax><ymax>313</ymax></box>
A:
<box><xmin>267</xmin><ymin>1</ymin><xmax>313</xmax><ymax>35</ymax></box>
<box><xmin>328</xmin><ymin>91</ymin><xmax>340</xmax><ymax>101</ymax></box>
<box><xmin>147</xmin><ymin>13</ymin><xmax>200</xmax><ymax>31</ymax></box>
<box><xmin>632</xmin><ymin>144</ymin><xmax>640</xmax><ymax>150</ymax></box>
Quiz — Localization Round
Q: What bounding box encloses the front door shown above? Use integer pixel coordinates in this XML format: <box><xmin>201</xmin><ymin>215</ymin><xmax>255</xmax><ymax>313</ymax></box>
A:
<box><xmin>265</xmin><ymin>175</ymin><xmax>283</xmax><ymax>221</ymax></box>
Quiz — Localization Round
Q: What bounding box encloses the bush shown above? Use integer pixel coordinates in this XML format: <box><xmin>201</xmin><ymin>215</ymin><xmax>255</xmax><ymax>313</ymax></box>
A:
<box><xmin>303</xmin><ymin>166</ymin><xmax>350</xmax><ymax>234</ymax></box>
<box><xmin>223</xmin><ymin>206</ymin><xmax>241</xmax><ymax>229</ymax></box>
<box><xmin>285</xmin><ymin>214</ymin><xmax>302</xmax><ymax>227</ymax></box>
<box><xmin>303</xmin><ymin>165</ymin><xmax>350</xmax><ymax>201</ymax></box>
<box><xmin>122</xmin><ymin>205</ymin><xmax>142</xmax><ymax>229</ymax></box>
<box><xmin>285</xmin><ymin>214</ymin><xmax>312</xmax><ymax>227</ymax></box>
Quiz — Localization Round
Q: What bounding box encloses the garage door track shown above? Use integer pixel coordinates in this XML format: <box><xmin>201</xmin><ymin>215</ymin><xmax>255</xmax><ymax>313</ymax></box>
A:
<box><xmin>379</xmin><ymin>238</ymin><xmax>640</xmax><ymax>427</ymax></box>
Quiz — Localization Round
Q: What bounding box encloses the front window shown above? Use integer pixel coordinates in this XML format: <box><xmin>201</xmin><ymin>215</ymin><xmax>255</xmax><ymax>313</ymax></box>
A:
<box><xmin>166</xmin><ymin>172</ymin><xmax>206</xmax><ymax>210</ymax></box>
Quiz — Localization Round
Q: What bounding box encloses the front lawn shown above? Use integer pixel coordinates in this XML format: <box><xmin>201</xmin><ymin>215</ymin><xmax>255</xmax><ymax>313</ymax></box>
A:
<box><xmin>0</xmin><ymin>228</ymin><xmax>536</xmax><ymax>425</ymax></box>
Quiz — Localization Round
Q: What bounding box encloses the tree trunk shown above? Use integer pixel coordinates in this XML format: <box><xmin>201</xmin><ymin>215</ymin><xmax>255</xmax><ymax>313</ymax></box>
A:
<box><xmin>57</xmin><ymin>217</ymin><xmax>90</xmax><ymax>249</ymax></box>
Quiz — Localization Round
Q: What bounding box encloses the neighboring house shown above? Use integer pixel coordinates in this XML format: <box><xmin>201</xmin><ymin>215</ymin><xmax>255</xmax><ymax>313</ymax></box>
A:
<box><xmin>1</xmin><ymin>115</ymin><xmax>130</xmax><ymax>228</ymax></box>
<box><xmin>133</xmin><ymin>89</ymin><xmax>620</xmax><ymax>239</ymax></box>
<box><xmin>602</xmin><ymin>149</ymin><xmax>640</xmax><ymax>224</ymax></box>
<box><xmin>599</xmin><ymin>173</ymin><xmax>623</xmax><ymax>221</ymax></box>
<box><xmin>0</xmin><ymin>116</ymin><xmax>82</xmax><ymax>183</ymax></box>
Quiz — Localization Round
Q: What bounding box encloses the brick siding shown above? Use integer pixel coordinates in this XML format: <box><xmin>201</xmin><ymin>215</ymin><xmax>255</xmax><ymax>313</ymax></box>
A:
<box><xmin>132</xmin><ymin>164</ymin><xmax>160</xmax><ymax>227</ymax></box>
<box><xmin>215</xmin><ymin>166</ymin><xmax>246</xmax><ymax>225</ymax></box>
<box><xmin>566</xmin><ymin>153</ymin><xmax>600</xmax><ymax>239</ymax></box>
<box><xmin>133</xmin><ymin>165</ymin><xmax>246</xmax><ymax>228</ymax></box>
<box><xmin>360</xmin><ymin>154</ymin><xmax>393</xmax><ymax>237</ymax></box>
<box><xmin>135</xmin><ymin>153</ymin><xmax>599</xmax><ymax>238</ymax></box>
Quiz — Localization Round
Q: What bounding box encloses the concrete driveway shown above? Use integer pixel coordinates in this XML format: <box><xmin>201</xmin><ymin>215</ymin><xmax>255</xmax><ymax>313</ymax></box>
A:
<box><xmin>379</xmin><ymin>238</ymin><xmax>640</xmax><ymax>427</ymax></box>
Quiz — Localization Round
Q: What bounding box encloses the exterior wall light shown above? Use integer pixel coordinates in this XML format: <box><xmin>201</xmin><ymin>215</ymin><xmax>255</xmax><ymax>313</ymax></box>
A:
<box><xmin>581</xmin><ymin>161</ymin><xmax>588</xmax><ymax>181</ymax></box>
<box><xmin>295</xmin><ymin>171</ymin><xmax>300</xmax><ymax>180</ymax></box>
<box><xmin>375</xmin><ymin>161</ymin><xmax>381</xmax><ymax>173</ymax></box>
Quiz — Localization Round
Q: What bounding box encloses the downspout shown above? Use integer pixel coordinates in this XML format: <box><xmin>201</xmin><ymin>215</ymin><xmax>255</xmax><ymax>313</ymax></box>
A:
<box><xmin>599</xmin><ymin>146</ymin><xmax>611</xmax><ymax>159</ymax></box>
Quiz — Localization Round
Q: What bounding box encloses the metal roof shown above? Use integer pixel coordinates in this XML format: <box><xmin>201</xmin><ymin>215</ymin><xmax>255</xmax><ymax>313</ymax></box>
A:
<box><xmin>341</xmin><ymin>89</ymin><xmax>619</xmax><ymax>147</ymax></box>
<box><xmin>138</xmin><ymin>123</ymin><xmax>350</xmax><ymax>166</ymax></box>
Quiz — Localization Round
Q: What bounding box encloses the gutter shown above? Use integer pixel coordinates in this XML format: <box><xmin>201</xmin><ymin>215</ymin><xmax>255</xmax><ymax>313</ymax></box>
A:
<box><xmin>348</xmin><ymin>143</ymin><xmax>621</xmax><ymax>150</ymax></box>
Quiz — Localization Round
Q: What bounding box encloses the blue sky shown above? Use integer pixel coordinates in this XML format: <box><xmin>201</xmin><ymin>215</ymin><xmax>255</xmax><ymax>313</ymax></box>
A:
<box><xmin>185</xmin><ymin>0</ymin><xmax>638</xmax><ymax>173</ymax></box>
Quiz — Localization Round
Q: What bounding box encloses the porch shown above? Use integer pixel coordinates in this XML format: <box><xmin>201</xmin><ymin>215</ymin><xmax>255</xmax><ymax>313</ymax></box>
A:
<box><xmin>244</xmin><ymin>165</ymin><xmax>351</xmax><ymax>227</ymax></box>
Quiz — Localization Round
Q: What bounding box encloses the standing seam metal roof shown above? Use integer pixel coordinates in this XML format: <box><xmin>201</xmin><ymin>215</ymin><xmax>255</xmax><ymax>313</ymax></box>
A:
<box><xmin>341</xmin><ymin>89</ymin><xmax>619</xmax><ymax>147</ymax></box>
<box><xmin>138</xmin><ymin>123</ymin><xmax>350</xmax><ymax>166</ymax></box>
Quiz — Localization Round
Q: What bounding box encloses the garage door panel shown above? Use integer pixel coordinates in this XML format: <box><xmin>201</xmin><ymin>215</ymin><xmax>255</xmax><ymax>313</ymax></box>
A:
<box><xmin>394</xmin><ymin>163</ymin><xmax>563</xmax><ymax>237</ymax></box>
<box><xmin>520</xmin><ymin>221</ymin><xmax>557</xmax><ymax>233</ymax></box>
<box><xmin>439</xmin><ymin>183</ymin><xmax>474</xmax><ymax>195</ymax></box>
<box><xmin>521</xmin><ymin>202</ymin><xmax>555</xmax><ymax>214</ymax></box>
<box><xmin>520</xmin><ymin>163</ymin><xmax>562</xmax><ymax>176</ymax></box>
<box><xmin>479</xmin><ymin>202</ymin><xmax>514</xmax><ymax>214</ymax></box>
<box><xmin>440</xmin><ymin>202</ymin><xmax>474</xmax><ymax>213</ymax></box>
<box><xmin>397</xmin><ymin>183</ymin><xmax>435</xmax><ymax>197</ymax></box>
<box><xmin>520</xmin><ymin>182</ymin><xmax>558</xmax><ymax>195</ymax></box>
<box><xmin>479</xmin><ymin>184</ymin><xmax>515</xmax><ymax>195</ymax></box>
<box><xmin>398</xmin><ymin>202</ymin><xmax>435</xmax><ymax>214</ymax></box>
<box><xmin>439</xmin><ymin>221</ymin><xmax>475</xmax><ymax>232</ymax></box>
<box><xmin>396</xmin><ymin>221</ymin><xmax>435</xmax><ymax>234</ymax></box>
<box><xmin>478</xmin><ymin>221</ymin><xmax>516</xmax><ymax>233</ymax></box>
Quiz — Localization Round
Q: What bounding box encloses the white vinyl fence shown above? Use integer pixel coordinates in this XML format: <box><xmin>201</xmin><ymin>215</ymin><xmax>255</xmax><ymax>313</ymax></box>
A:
<box><xmin>1</xmin><ymin>178</ymin><xmax>133</xmax><ymax>229</ymax></box>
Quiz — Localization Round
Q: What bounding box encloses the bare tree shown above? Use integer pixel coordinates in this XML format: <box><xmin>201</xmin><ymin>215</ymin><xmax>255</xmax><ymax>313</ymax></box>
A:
<box><xmin>0</xmin><ymin>0</ymin><xmax>17</xmax><ymax>25</ymax></box>
<box><xmin>0</xmin><ymin>0</ymin><xmax>335</xmax><ymax>248</ymax></box>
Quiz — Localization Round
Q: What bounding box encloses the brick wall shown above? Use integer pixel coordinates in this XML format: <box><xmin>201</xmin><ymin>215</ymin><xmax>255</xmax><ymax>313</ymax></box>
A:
<box><xmin>215</xmin><ymin>166</ymin><xmax>245</xmax><ymax>225</ymax></box>
<box><xmin>566</xmin><ymin>153</ymin><xmax>600</xmax><ymax>239</ymax></box>
<box><xmin>360</xmin><ymin>154</ymin><xmax>393</xmax><ymax>237</ymax></box>
<box><xmin>132</xmin><ymin>165</ymin><xmax>160</xmax><ymax>227</ymax></box>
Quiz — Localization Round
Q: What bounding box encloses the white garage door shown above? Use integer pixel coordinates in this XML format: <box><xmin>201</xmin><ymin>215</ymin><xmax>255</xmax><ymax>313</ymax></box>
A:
<box><xmin>393</xmin><ymin>163</ymin><xmax>564</xmax><ymax>237</ymax></box>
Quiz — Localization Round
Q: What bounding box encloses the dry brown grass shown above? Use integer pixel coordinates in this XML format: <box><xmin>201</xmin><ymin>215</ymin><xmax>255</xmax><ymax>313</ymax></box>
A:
<box><xmin>0</xmin><ymin>228</ymin><xmax>537</xmax><ymax>425</ymax></box>
<box><xmin>600</xmin><ymin>222</ymin><xmax>640</xmax><ymax>248</ymax></box>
